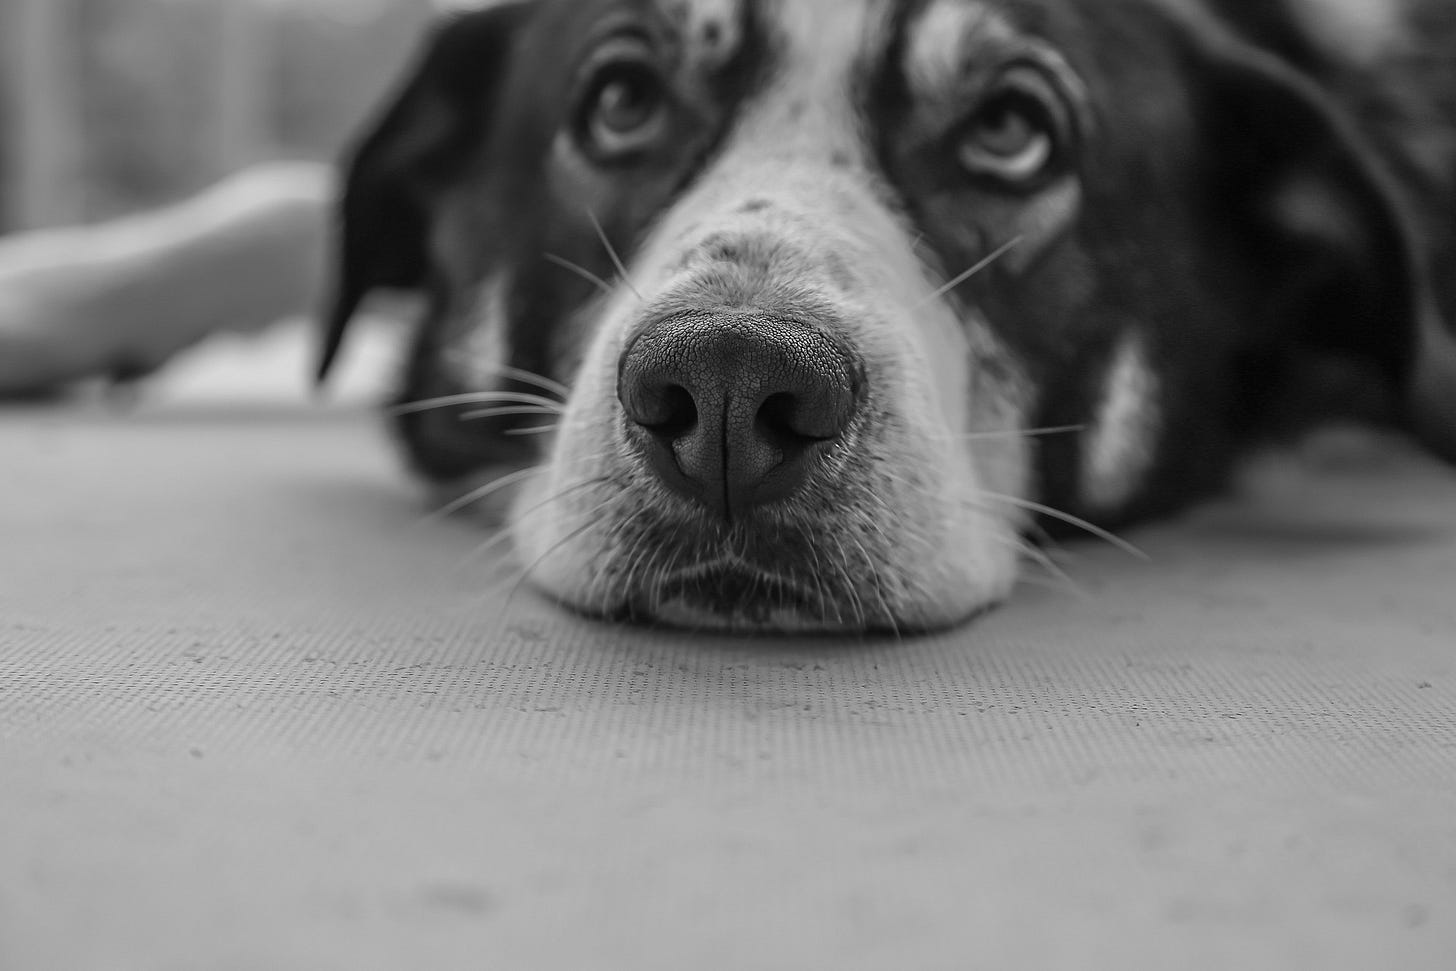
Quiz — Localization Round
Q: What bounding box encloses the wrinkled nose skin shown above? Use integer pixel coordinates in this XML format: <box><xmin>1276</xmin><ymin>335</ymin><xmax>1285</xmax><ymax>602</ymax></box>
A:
<box><xmin>618</xmin><ymin>313</ymin><xmax>864</xmax><ymax>521</ymax></box>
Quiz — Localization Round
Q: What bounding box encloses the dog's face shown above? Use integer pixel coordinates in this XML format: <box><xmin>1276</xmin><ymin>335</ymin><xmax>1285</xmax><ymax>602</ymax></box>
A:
<box><xmin>323</xmin><ymin>0</ymin><xmax>1447</xmax><ymax>633</ymax></box>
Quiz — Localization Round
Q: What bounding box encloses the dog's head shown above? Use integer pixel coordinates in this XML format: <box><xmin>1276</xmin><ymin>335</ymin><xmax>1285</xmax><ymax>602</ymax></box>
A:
<box><xmin>321</xmin><ymin>0</ymin><xmax>1452</xmax><ymax>633</ymax></box>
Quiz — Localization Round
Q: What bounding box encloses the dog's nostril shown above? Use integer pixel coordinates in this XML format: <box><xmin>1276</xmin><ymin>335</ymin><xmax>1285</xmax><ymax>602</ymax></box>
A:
<box><xmin>756</xmin><ymin>391</ymin><xmax>829</xmax><ymax>447</ymax></box>
<box><xmin>756</xmin><ymin>391</ymin><xmax>801</xmax><ymax>440</ymax></box>
<box><xmin>636</xmin><ymin>381</ymin><xmax>698</xmax><ymax>438</ymax></box>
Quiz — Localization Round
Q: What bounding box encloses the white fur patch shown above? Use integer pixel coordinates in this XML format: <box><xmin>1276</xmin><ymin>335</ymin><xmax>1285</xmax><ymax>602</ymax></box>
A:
<box><xmin>444</xmin><ymin>272</ymin><xmax>512</xmax><ymax>390</ymax></box>
<box><xmin>1285</xmin><ymin>0</ymin><xmax>1410</xmax><ymax>66</ymax></box>
<box><xmin>511</xmin><ymin>0</ymin><xmax>1028</xmax><ymax>632</ymax></box>
<box><xmin>661</xmin><ymin>0</ymin><xmax>744</xmax><ymax>67</ymax></box>
<box><xmin>1082</xmin><ymin>332</ymin><xmax>1159</xmax><ymax>513</ymax></box>
<box><xmin>905</xmin><ymin>0</ymin><xmax>1014</xmax><ymax>98</ymax></box>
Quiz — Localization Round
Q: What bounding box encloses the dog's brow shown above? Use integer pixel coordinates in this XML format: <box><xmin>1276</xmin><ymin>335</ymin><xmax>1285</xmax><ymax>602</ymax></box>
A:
<box><xmin>1285</xmin><ymin>0</ymin><xmax>1409</xmax><ymax>66</ymax></box>
<box><xmin>658</xmin><ymin>0</ymin><xmax>746</xmax><ymax>67</ymax></box>
<box><xmin>903</xmin><ymin>0</ymin><xmax>1018</xmax><ymax>97</ymax></box>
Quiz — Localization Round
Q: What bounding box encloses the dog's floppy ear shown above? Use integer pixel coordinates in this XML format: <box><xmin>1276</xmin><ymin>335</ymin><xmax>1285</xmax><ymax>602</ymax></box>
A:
<box><xmin>317</xmin><ymin>2</ymin><xmax>531</xmax><ymax>383</ymax></box>
<box><xmin>1175</xmin><ymin>7</ymin><xmax>1429</xmax><ymax>401</ymax></box>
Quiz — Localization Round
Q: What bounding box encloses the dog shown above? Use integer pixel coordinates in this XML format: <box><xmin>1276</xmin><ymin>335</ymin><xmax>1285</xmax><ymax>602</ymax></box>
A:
<box><xmin>3</xmin><ymin>0</ymin><xmax>1455</xmax><ymax>634</ymax></box>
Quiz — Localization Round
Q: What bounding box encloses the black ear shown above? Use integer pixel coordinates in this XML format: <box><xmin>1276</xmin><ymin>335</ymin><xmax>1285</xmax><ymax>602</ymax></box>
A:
<box><xmin>1178</xmin><ymin>9</ymin><xmax>1424</xmax><ymax>397</ymax></box>
<box><xmin>317</xmin><ymin>2</ymin><xmax>532</xmax><ymax>383</ymax></box>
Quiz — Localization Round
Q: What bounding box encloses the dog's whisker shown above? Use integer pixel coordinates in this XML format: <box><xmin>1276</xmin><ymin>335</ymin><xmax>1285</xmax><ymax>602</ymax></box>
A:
<box><xmin>850</xmin><ymin>535</ymin><xmax>901</xmax><ymax>641</ymax></box>
<box><xmin>802</xmin><ymin>527</ymin><xmax>852</xmax><ymax>629</ymax></box>
<box><xmin>478</xmin><ymin>364</ymin><xmax>570</xmax><ymax>401</ymax></box>
<box><xmin>828</xmin><ymin>534</ymin><xmax>870</xmax><ymax>631</ymax></box>
<box><xmin>793</xmin><ymin>525</ymin><xmax>827</xmax><ymax>624</ymax></box>
<box><xmin>460</xmin><ymin>453</ymin><xmax>615</xmax><ymax>546</ymax></box>
<box><xmin>392</xmin><ymin>391</ymin><xmax>567</xmax><ymax>417</ymax></box>
<box><xmin>503</xmin><ymin>512</ymin><xmax>613</xmax><ymax>614</ymax></box>
<box><xmin>470</xmin><ymin>505</ymin><xmax>596</xmax><ymax>612</ymax></box>
<box><xmin>457</xmin><ymin>406</ymin><xmax>561</xmax><ymax>423</ymax></box>
<box><xmin>914</xmin><ymin>235</ymin><xmax>1023</xmax><ymax>310</ymax></box>
<box><xmin>978</xmin><ymin>491</ymin><xmax>1150</xmax><ymax>561</ymax></box>
<box><xmin>591</xmin><ymin>509</ymin><xmax>648</xmax><ymax>618</ymax></box>
<box><xmin>585</xmin><ymin>209</ymin><xmax>644</xmax><ymax>303</ymax></box>
<box><xmin>875</xmin><ymin>467</ymin><xmax>954</xmax><ymax>517</ymax></box>
<box><xmin>448</xmin><ymin>448</ymin><xmax>616</xmax><ymax>534</ymax></box>
<box><xmin>1005</xmin><ymin>535</ymin><xmax>1091</xmax><ymax>601</ymax></box>
<box><xmin>649</xmin><ymin>544</ymin><xmax>687</xmax><ymax>622</ymax></box>
<box><xmin>953</xmin><ymin>496</ymin><xmax>1089</xmax><ymax>600</ymax></box>
<box><xmin>961</xmin><ymin>424</ymin><xmax>1087</xmax><ymax>442</ymax></box>
<box><xmin>462</xmin><ymin>477</ymin><xmax>616</xmax><ymax>571</ymax></box>
<box><xmin>501</xmin><ymin>424</ymin><xmax>560</xmax><ymax>437</ymax></box>
<box><xmin>862</xmin><ymin>487</ymin><xmax>941</xmax><ymax>561</ymax></box>
<box><xmin>616</xmin><ymin>529</ymin><xmax>658</xmax><ymax>616</ymax></box>
<box><xmin>544</xmin><ymin>252</ymin><xmax>618</xmax><ymax>300</ymax></box>
<box><xmin>423</xmin><ymin>466</ymin><xmax>548</xmax><ymax>524</ymax></box>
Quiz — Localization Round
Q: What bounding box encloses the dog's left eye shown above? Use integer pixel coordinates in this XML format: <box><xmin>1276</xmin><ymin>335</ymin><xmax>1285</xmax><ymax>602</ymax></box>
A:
<box><xmin>954</xmin><ymin>71</ymin><xmax>1064</xmax><ymax>186</ymax></box>
<box><xmin>577</xmin><ymin>59</ymin><xmax>671</xmax><ymax>160</ymax></box>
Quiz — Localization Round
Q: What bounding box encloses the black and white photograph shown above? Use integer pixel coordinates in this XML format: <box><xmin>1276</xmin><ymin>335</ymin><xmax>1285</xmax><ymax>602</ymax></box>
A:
<box><xmin>2</xmin><ymin>0</ymin><xmax>1454</xmax><ymax>966</ymax></box>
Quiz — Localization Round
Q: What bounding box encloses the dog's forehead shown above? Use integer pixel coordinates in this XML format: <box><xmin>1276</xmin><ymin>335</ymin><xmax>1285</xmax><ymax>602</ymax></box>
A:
<box><xmin>728</xmin><ymin>0</ymin><xmax>1022</xmax><ymax>74</ymax></box>
<box><xmin>667</xmin><ymin>0</ymin><xmax>1060</xmax><ymax>96</ymax></box>
<box><xmin>519</xmin><ymin>0</ymin><xmax>1085</xmax><ymax>92</ymax></box>
<box><xmin>654</xmin><ymin>0</ymin><xmax>892</xmax><ymax>68</ymax></box>
<box><xmin>903</xmin><ymin>0</ymin><xmax>1022</xmax><ymax>93</ymax></box>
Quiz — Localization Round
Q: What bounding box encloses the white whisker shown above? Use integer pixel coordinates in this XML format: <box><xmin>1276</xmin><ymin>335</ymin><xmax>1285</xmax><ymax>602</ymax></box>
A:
<box><xmin>504</xmin><ymin>513</ymin><xmax>610</xmax><ymax>613</ymax></box>
<box><xmin>586</xmin><ymin>208</ymin><xmax>644</xmax><ymax>302</ymax></box>
<box><xmin>461</xmin><ymin>477</ymin><xmax>616</xmax><ymax>570</ymax></box>
<box><xmin>424</xmin><ymin>466</ymin><xmax>547</xmax><ymax>524</ymax></box>
<box><xmin>1012</xmin><ymin>538</ymin><xmax>1090</xmax><ymax>600</ymax></box>
<box><xmin>979</xmin><ymin>491</ymin><xmax>1149</xmax><ymax>561</ymax></box>
<box><xmin>962</xmin><ymin>424</ymin><xmax>1086</xmax><ymax>442</ymax></box>
<box><xmin>915</xmin><ymin>235</ymin><xmax>1023</xmax><ymax>310</ymax></box>
<box><xmin>544</xmin><ymin>252</ymin><xmax>617</xmax><ymax>299</ymax></box>
<box><xmin>850</xmin><ymin>535</ymin><xmax>901</xmax><ymax>641</ymax></box>
<box><xmin>828</xmin><ymin>534</ymin><xmax>869</xmax><ymax>631</ymax></box>
<box><xmin>458</xmin><ymin>406</ymin><xmax>562</xmax><ymax>423</ymax></box>
<box><xmin>480</xmin><ymin>364</ymin><xmax>570</xmax><ymax>401</ymax></box>
<box><xmin>392</xmin><ymin>391</ymin><xmax>567</xmax><ymax>417</ymax></box>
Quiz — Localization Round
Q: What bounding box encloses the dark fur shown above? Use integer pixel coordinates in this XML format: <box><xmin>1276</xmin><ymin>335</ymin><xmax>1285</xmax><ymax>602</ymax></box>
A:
<box><xmin>323</xmin><ymin>0</ymin><xmax>1456</xmax><ymax>532</ymax></box>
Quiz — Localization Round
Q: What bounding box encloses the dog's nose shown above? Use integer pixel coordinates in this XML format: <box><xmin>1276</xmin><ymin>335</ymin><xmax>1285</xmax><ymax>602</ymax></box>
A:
<box><xmin>618</xmin><ymin>314</ymin><xmax>862</xmax><ymax>520</ymax></box>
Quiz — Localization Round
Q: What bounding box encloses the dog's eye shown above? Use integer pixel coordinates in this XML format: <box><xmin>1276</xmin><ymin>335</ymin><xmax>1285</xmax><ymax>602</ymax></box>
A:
<box><xmin>955</xmin><ymin>73</ymin><xmax>1063</xmax><ymax>186</ymax></box>
<box><xmin>578</xmin><ymin>60</ymin><xmax>670</xmax><ymax>160</ymax></box>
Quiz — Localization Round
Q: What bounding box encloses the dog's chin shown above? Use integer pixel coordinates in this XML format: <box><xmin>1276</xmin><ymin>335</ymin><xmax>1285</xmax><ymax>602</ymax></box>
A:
<box><xmin>534</xmin><ymin>555</ymin><xmax>1006</xmax><ymax>636</ymax></box>
<box><xmin>622</xmin><ymin>559</ymin><xmax>861</xmax><ymax>635</ymax></box>
<box><xmin>509</xmin><ymin>478</ymin><xmax>1022</xmax><ymax>635</ymax></box>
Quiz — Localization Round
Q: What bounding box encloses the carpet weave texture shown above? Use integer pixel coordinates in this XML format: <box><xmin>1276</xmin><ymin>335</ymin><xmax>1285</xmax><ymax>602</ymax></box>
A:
<box><xmin>2</xmin><ymin>403</ymin><xmax>1455</xmax><ymax>970</ymax></box>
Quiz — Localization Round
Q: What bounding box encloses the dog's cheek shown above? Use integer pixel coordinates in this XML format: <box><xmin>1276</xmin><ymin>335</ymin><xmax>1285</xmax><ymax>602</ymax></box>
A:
<box><xmin>959</xmin><ymin>312</ymin><xmax>1037</xmax><ymax>502</ymax></box>
<box><xmin>868</xmin><ymin>453</ymin><xmax>1025</xmax><ymax>629</ymax></box>
<box><xmin>504</xmin><ymin>292</ymin><xmax>643</xmax><ymax>609</ymax></box>
<box><xmin>437</xmin><ymin>273</ymin><xmax>513</xmax><ymax>391</ymax></box>
<box><xmin>1078</xmin><ymin>330</ymin><xmax>1162</xmax><ymax>514</ymax></box>
<box><xmin>848</xmin><ymin>347</ymin><xmax>1028</xmax><ymax>628</ymax></box>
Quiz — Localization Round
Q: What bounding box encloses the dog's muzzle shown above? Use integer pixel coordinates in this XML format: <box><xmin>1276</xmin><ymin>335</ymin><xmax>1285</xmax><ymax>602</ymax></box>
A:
<box><xmin>617</xmin><ymin>311</ymin><xmax>864</xmax><ymax>521</ymax></box>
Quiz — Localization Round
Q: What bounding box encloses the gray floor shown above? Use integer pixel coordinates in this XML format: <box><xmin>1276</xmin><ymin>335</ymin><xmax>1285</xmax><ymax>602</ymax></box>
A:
<box><xmin>3</xmin><ymin>334</ymin><xmax>1455</xmax><ymax>969</ymax></box>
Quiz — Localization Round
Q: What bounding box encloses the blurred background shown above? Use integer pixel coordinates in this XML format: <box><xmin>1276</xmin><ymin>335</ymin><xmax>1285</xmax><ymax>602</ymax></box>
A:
<box><xmin>0</xmin><ymin>0</ymin><xmax>436</xmax><ymax>232</ymax></box>
<box><xmin>0</xmin><ymin>0</ymin><xmax>446</xmax><ymax>401</ymax></box>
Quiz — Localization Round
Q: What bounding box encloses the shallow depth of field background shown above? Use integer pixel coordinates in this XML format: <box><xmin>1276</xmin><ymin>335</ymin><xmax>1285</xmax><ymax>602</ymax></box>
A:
<box><xmin>0</xmin><ymin>0</ymin><xmax>437</xmax><ymax>232</ymax></box>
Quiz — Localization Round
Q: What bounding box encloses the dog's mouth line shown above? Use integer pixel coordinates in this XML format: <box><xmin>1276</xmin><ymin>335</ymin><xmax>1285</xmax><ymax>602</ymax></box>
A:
<box><xmin>658</xmin><ymin>554</ymin><xmax>819</xmax><ymax>597</ymax></box>
<box><xmin>616</xmin><ymin>552</ymin><xmax>842</xmax><ymax>623</ymax></box>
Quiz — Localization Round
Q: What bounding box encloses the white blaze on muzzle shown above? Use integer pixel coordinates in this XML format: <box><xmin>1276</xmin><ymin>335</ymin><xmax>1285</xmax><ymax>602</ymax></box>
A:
<box><xmin>507</xmin><ymin>0</ymin><xmax>1032</xmax><ymax>631</ymax></box>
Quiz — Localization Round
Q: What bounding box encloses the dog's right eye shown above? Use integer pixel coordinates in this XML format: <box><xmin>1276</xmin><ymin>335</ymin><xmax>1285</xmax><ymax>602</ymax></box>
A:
<box><xmin>952</xmin><ymin>67</ymin><xmax>1070</xmax><ymax>190</ymax></box>
<box><xmin>576</xmin><ymin>58</ymin><xmax>671</xmax><ymax>161</ymax></box>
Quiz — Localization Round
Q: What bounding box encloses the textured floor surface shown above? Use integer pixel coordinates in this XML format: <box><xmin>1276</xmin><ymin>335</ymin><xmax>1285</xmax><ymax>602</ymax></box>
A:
<box><xmin>3</xmin><ymin>340</ymin><xmax>1455</xmax><ymax>969</ymax></box>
